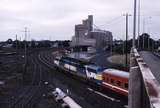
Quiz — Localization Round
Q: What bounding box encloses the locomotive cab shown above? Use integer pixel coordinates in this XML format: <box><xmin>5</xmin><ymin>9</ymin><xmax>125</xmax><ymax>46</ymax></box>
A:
<box><xmin>85</xmin><ymin>64</ymin><xmax>104</xmax><ymax>85</ymax></box>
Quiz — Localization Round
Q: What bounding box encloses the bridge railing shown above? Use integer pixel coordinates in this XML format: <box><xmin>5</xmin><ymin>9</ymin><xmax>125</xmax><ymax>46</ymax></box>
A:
<box><xmin>129</xmin><ymin>48</ymin><xmax>160</xmax><ymax>108</ymax></box>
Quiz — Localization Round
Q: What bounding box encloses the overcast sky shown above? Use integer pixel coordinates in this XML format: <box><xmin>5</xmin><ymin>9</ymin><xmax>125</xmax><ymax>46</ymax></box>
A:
<box><xmin>0</xmin><ymin>0</ymin><xmax>160</xmax><ymax>41</ymax></box>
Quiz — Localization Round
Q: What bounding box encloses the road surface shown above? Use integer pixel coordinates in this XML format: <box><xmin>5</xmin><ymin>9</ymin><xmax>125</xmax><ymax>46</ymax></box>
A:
<box><xmin>140</xmin><ymin>51</ymin><xmax>160</xmax><ymax>83</ymax></box>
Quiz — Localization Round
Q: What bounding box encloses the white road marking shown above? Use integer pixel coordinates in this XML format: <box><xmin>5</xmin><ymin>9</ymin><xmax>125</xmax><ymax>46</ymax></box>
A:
<box><xmin>87</xmin><ymin>88</ymin><xmax>120</xmax><ymax>102</ymax></box>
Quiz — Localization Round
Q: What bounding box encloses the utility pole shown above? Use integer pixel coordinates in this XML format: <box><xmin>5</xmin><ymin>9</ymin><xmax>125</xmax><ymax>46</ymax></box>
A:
<box><xmin>24</xmin><ymin>27</ymin><xmax>27</xmax><ymax>67</ymax></box>
<box><xmin>143</xmin><ymin>19</ymin><xmax>145</xmax><ymax>49</ymax></box>
<box><xmin>148</xmin><ymin>35</ymin><xmax>150</xmax><ymax>50</ymax></box>
<box><xmin>133</xmin><ymin>0</ymin><xmax>137</xmax><ymax>48</ymax></box>
<box><xmin>123</xmin><ymin>13</ymin><xmax>131</xmax><ymax>67</ymax></box>
<box><xmin>152</xmin><ymin>39</ymin><xmax>154</xmax><ymax>51</ymax></box>
<box><xmin>24</xmin><ymin>27</ymin><xmax>28</xmax><ymax>82</ymax></box>
<box><xmin>137</xmin><ymin>0</ymin><xmax>141</xmax><ymax>49</ymax></box>
<box><xmin>125</xmin><ymin>13</ymin><xmax>131</xmax><ymax>67</ymax></box>
<box><xmin>110</xmin><ymin>37</ymin><xmax>113</xmax><ymax>56</ymax></box>
<box><xmin>16</xmin><ymin>34</ymin><xmax>18</xmax><ymax>51</ymax></box>
<box><xmin>143</xmin><ymin>17</ymin><xmax>151</xmax><ymax>50</ymax></box>
<box><xmin>124</xmin><ymin>13</ymin><xmax>129</xmax><ymax>67</ymax></box>
<box><xmin>147</xmin><ymin>18</ymin><xmax>152</xmax><ymax>51</ymax></box>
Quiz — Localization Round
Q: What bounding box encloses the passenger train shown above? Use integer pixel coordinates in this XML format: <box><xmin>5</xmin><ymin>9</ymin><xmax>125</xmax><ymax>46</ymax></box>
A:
<box><xmin>54</xmin><ymin>56</ymin><xmax>129</xmax><ymax>97</ymax></box>
<box><xmin>102</xmin><ymin>69</ymin><xmax>129</xmax><ymax>96</ymax></box>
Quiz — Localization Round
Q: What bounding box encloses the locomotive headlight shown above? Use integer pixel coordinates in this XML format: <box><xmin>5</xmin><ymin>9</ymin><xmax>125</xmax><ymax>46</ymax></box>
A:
<box><xmin>96</xmin><ymin>74</ymin><xmax>102</xmax><ymax>80</ymax></box>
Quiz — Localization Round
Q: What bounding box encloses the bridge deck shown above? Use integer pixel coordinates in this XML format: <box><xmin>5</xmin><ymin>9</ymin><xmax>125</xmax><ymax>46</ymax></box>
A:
<box><xmin>140</xmin><ymin>51</ymin><xmax>160</xmax><ymax>83</ymax></box>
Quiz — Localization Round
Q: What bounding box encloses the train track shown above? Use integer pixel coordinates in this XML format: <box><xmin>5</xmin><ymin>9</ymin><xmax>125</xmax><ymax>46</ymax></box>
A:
<box><xmin>6</xmin><ymin>49</ymin><xmax>60</xmax><ymax>108</ymax></box>
<box><xmin>9</xmin><ymin>53</ymin><xmax>43</xmax><ymax>108</ymax></box>
<box><xmin>3</xmin><ymin>49</ymin><xmax>127</xmax><ymax>108</ymax></box>
<box><xmin>38</xmin><ymin>50</ymin><xmax>128</xmax><ymax>108</ymax></box>
<box><xmin>9</xmin><ymin>86</ymin><xmax>40</xmax><ymax>108</ymax></box>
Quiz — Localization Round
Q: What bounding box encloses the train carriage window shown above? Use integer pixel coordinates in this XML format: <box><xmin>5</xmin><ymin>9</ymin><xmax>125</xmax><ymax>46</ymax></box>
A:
<box><xmin>105</xmin><ymin>77</ymin><xmax>109</xmax><ymax>82</ymax></box>
<box><xmin>110</xmin><ymin>79</ymin><xmax>114</xmax><ymax>84</ymax></box>
<box><xmin>116</xmin><ymin>81</ymin><xmax>121</xmax><ymax>86</ymax></box>
<box><xmin>106</xmin><ymin>78</ymin><xmax>109</xmax><ymax>82</ymax></box>
<box><xmin>124</xmin><ymin>83</ymin><xmax>128</xmax><ymax>89</ymax></box>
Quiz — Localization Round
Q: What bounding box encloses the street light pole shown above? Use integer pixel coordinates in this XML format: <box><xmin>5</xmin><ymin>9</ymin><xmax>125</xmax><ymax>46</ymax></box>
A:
<box><xmin>133</xmin><ymin>0</ymin><xmax>137</xmax><ymax>48</ymax></box>
<box><xmin>24</xmin><ymin>27</ymin><xmax>28</xmax><ymax>82</ymax></box>
<box><xmin>24</xmin><ymin>27</ymin><xmax>27</xmax><ymax>68</ymax></box>
<box><xmin>16</xmin><ymin>34</ymin><xmax>18</xmax><ymax>51</ymax></box>
<box><xmin>143</xmin><ymin>19</ymin><xmax>145</xmax><ymax>49</ymax></box>
<box><xmin>125</xmin><ymin>13</ymin><xmax>129</xmax><ymax>67</ymax></box>
<box><xmin>143</xmin><ymin>17</ymin><xmax>151</xmax><ymax>50</ymax></box>
<box><xmin>137</xmin><ymin>0</ymin><xmax>141</xmax><ymax>49</ymax></box>
<box><xmin>123</xmin><ymin>13</ymin><xmax>131</xmax><ymax>67</ymax></box>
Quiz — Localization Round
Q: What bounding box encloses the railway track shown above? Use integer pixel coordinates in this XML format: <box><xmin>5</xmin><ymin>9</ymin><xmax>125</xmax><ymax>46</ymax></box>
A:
<box><xmin>9</xmin><ymin>53</ymin><xmax>43</xmax><ymax>108</ymax></box>
<box><xmin>5</xmin><ymin>49</ymin><xmax>57</xmax><ymax>108</ymax></box>
<box><xmin>9</xmin><ymin>86</ymin><xmax>39</xmax><ymax>108</ymax></box>
<box><xmin>38</xmin><ymin>50</ymin><xmax>127</xmax><ymax>108</ymax></box>
<box><xmin>2</xmin><ymin>49</ymin><xmax>127</xmax><ymax>108</ymax></box>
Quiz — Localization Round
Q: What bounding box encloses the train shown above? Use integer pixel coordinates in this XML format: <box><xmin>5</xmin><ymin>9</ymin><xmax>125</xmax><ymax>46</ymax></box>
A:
<box><xmin>54</xmin><ymin>56</ymin><xmax>129</xmax><ymax>97</ymax></box>
<box><xmin>102</xmin><ymin>69</ymin><xmax>129</xmax><ymax>96</ymax></box>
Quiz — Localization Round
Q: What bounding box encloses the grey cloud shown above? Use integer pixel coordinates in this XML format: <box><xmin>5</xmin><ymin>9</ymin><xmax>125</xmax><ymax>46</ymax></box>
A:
<box><xmin>0</xmin><ymin>0</ymin><xmax>160</xmax><ymax>41</ymax></box>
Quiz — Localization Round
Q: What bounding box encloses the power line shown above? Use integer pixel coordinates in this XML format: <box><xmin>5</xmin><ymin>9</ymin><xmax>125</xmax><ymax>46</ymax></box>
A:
<box><xmin>105</xmin><ymin>16</ymin><xmax>123</xmax><ymax>25</ymax></box>
<box><xmin>99</xmin><ymin>16</ymin><xmax>124</xmax><ymax>27</ymax></box>
<box><xmin>93</xmin><ymin>24</ymin><xmax>101</xmax><ymax>30</ymax></box>
<box><xmin>93</xmin><ymin>16</ymin><xmax>124</xmax><ymax>30</ymax></box>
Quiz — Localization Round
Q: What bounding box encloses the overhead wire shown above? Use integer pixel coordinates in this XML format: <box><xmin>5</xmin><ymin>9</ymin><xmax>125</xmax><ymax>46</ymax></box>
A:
<box><xmin>93</xmin><ymin>16</ymin><xmax>124</xmax><ymax>30</ymax></box>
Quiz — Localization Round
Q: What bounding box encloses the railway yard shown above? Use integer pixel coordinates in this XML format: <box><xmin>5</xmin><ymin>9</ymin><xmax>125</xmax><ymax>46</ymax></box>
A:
<box><xmin>0</xmin><ymin>48</ymin><xmax>128</xmax><ymax>108</ymax></box>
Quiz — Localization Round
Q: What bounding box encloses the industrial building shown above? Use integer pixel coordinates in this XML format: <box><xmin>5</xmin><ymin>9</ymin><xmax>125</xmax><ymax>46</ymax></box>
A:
<box><xmin>71</xmin><ymin>15</ymin><xmax>113</xmax><ymax>52</ymax></box>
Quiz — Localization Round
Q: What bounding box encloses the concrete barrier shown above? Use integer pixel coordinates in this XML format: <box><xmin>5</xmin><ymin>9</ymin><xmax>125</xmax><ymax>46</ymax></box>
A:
<box><xmin>129</xmin><ymin>48</ymin><xmax>160</xmax><ymax>108</ymax></box>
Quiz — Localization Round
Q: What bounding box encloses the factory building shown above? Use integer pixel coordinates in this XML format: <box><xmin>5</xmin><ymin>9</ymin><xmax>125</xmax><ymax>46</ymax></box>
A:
<box><xmin>71</xmin><ymin>15</ymin><xmax>113</xmax><ymax>52</ymax></box>
<box><xmin>90</xmin><ymin>29</ymin><xmax>113</xmax><ymax>51</ymax></box>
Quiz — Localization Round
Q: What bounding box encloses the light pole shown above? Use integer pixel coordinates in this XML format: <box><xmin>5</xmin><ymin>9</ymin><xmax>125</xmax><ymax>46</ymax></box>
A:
<box><xmin>133</xmin><ymin>0</ymin><xmax>137</xmax><ymax>48</ymax></box>
<box><xmin>142</xmin><ymin>17</ymin><xmax>152</xmax><ymax>50</ymax></box>
<box><xmin>15</xmin><ymin>35</ymin><xmax>18</xmax><ymax>50</ymax></box>
<box><xmin>123</xmin><ymin>13</ymin><xmax>131</xmax><ymax>67</ymax></box>
<box><xmin>23</xmin><ymin>27</ymin><xmax>28</xmax><ymax>82</ymax></box>
<box><xmin>142</xmin><ymin>19</ymin><xmax>145</xmax><ymax>49</ymax></box>
<box><xmin>24</xmin><ymin>27</ymin><xmax>27</xmax><ymax>69</ymax></box>
<box><xmin>137</xmin><ymin>0</ymin><xmax>141</xmax><ymax>49</ymax></box>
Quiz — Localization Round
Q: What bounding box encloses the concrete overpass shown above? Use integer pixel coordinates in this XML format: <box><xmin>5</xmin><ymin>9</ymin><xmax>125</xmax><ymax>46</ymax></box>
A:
<box><xmin>129</xmin><ymin>48</ymin><xmax>160</xmax><ymax>108</ymax></box>
<box><xmin>140</xmin><ymin>51</ymin><xmax>160</xmax><ymax>83</ymax></box>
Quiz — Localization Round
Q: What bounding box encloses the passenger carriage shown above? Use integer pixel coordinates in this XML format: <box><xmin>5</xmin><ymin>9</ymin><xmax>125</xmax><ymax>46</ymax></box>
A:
<box><xmin>102</xmin><ymin>69</ymin><xmax>129</xmax><ymax>96</ymax></box>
